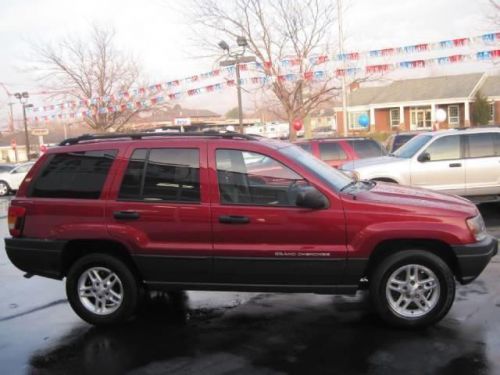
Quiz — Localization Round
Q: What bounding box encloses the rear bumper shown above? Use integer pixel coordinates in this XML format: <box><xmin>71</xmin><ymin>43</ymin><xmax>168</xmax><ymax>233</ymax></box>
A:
<box><xmin>5</xmin><ymin>238</ymin><xmax>67</xmax><ymax>279</ymax></box>
<box><xmin>452</xmin><ymin>235</ymin><xmax>498</xmax><ymax>284</ymax></box>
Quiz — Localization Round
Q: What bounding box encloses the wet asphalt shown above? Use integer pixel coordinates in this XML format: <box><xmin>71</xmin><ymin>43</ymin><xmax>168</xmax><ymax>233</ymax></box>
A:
<box><xmin>0</xmin><ymin>202</ymin><xmax>500</xmax><ymax>375</ymax></box>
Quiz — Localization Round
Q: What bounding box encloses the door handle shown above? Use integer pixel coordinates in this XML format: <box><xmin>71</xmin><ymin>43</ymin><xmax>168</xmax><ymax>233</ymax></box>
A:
<box><xmin>449</xmin><ymin>163</ymin><xmax>462</xmax><ymax>168</ymax></box>
<box><xmin>113</xmin><ymin>211</ymin><xmax>140</xmax><ymax>220</ymax></box>
<box><xmin>219</xmin><ymin>215</ymin><xmax>250</xmax><ymax>224</ymax></box>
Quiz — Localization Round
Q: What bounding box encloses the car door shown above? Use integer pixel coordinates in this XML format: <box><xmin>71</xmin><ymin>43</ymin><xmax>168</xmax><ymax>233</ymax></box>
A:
<box><xmin>410</xmin><ymin>134</ymin><xmax>466</xmax><ymax>195</ymax></box>
<box><xmin>9</xmin><ymin>163</ymin><xmax>32</xmax><ymax>189</ymax></box>
<box><xmin>464</xmin><ymin>132</ymin><xmax>500</xmax><ymax>196</ymax></box>
<box><xmin>208</xmin><ymin>142</ymin><xmax>347</xmax><ymax>288</ymax></box>
<box><xmin>106</xmin><ymin>140</ymin><xmax>212</xmax><ymax>285</ymax></box>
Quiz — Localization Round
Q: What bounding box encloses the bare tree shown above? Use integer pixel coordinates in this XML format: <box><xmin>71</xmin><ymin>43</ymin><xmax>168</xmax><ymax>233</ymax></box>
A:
<box><xmin>488</xmin><ymin>0</ymin><xmax>500</xmax><ymax>26</ymax></box>
<box><xmin>191</xmin><ymin>0</ymin><xmax>352</xmax><ymax>140</ymax></box>
<box><xmin>31</xmin><ymin>25</ymin><xmax>148</xmax><ymax>132</ymax></box>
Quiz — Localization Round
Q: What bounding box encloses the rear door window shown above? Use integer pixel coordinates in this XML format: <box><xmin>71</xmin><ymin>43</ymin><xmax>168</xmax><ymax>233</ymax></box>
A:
<box><xmin>119</xmin><ymin>148</ymin><xmax>200</xmax><ymax>202</ymax></box>
<box><xmin>318</xmin><ymin>142</ymin><xmax>347</xmax><ymax>161</ymax></box>
<box><xmin>466</xmin><ymin>133</ymin><xmax>499</xmax><ymax>158</ymax></box>
<box><xmin>348</xmin><ymin>140</ymin><xmax>386</xmax><ymax>158</ymax></box>
<box><xmin>29</xmin><ymin>150</ymin><xmax>117</xmax><ymax>199</ymax></box>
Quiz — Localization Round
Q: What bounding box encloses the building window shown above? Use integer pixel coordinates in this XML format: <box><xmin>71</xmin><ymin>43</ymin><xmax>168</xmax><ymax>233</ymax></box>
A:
<box><xmin>448</xmin><ymin>105</ymin><xmax>460</xmax><ymax>127</ymax></box>
<box><xmin>390</xmin><ymin>108</ymin><xmax>400</xmax><ymax>128</ymax></box>
<box><xmin>410</xmin><ymin>106</ymin><xmax>432</xmax><ymax>130</ymax></box>
<box><xmin>490</xmin><ymin>102</ymin><xmax>495</xmax><ymax>124</ymax></box>
<box><xmin>348</xmin><ymin>111</ymin><xmax>369</xmax><ymax>130</ymax></box>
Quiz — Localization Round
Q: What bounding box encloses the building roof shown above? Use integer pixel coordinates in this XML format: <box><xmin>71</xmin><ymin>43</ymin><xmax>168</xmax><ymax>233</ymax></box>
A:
<box><xmin>349</xmin><ymin>73</ymin><xmax>485</xmax><ymax>106</ymax></box>
<box><xmin>479</xmin><ymin>75</ymin><xmax>500</xmax><ymax>97</ymax></box>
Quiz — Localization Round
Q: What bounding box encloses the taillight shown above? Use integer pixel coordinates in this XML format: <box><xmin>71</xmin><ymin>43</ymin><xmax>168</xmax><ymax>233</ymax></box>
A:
<box><xmin>8</xmin><ymin>205</ymin><xmax>26</xmax><ymax>237</ymax></box>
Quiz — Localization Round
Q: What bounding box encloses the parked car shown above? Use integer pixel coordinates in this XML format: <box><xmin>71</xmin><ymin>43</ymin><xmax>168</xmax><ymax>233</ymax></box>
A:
<box><xmin>312</xmin><ymin>126</ymin><xmax>336</xmax><ymax>138</ymax></box>
<box><xmin>0</xmin><ymin>162</ymin><xmax>35</xmax><ymax>196</ymax></box>
<box><xmin>385</xmin><ymin>132</ymin><xmax>418</xmax><ymax>153</ymax></box>
<box><xmin>295</xmin><ymin>137</ymin><xmax>387</xmax><ymax>168</ymax></box>
<box><xmin>5</xmin><ymin>132</ymin><xmax>496</xmax><ymax>328</ymax></box>
<box><xmin>341</xmin><ymin>127</ymin><xmax>500</xmax><ymax>202</ymax></box>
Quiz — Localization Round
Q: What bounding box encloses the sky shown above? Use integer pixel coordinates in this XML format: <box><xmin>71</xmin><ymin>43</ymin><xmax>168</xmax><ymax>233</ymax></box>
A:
<box><xmin>0</xmin><ymin>0</ymin><xmax>498</xmax><ymax>125</ymax></box>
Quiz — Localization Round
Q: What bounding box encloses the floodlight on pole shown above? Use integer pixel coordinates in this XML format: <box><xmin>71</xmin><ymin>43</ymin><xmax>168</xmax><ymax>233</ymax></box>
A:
<box><xmin>14</xmin><ymin>92</ymin><xmax>32</xmax><ymax>160</ymax></box>
<box><xmin>236</xmin><ymin>36</ymin><xmax>248</xmax><ymax>47</ymax></box>
<box><xmin>218</xmin><ymin>37</ymin><xmax>255</xmax><ymax>135</ymax></box>
<box><xmin>218</xmin><ymin>40</ymin><xmax>230</xmax><ymax>52</ymax></box>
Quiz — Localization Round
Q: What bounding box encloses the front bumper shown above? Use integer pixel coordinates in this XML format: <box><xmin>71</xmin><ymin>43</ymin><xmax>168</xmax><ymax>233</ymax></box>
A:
<box><xmin>5</xmin><ymin>238</ymin><xmax>67</xmax><ymax>279</ymax></box>
<box><xmin>452</xmin><ymin>235</ymin><xmax>498</xmax><ymax>284</ymax></box>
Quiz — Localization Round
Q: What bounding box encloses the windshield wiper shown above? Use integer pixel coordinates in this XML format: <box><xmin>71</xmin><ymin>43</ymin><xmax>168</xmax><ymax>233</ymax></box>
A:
<box><xmin>340</xmin><ymin>180</ymin><xmax>358</xmax><ymax>192</ymax></box>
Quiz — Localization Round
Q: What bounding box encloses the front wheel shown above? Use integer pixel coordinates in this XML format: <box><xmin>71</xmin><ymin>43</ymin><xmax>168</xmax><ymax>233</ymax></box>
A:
<box><xmin>370</xmin><ymin>250</ymin><xmax>455</xmax><ymax>328</ymax></box>
<box><xmin>0</xmin><ymin>181</ymin><xmax>9</xmax><ymax>196</ymax></box>
<box><xmin>66</xmin><ymin>254</ymin><xmax>139</xmax><ymax>325</ymax></box>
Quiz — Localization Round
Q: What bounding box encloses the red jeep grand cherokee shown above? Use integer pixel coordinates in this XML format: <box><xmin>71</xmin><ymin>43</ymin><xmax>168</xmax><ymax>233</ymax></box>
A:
<box><xmin>5</xmin><ymin>132</ymin><xmax>497</xmax><ymax>328</ymax></box>
<box><xmin>295</xmin><ymin>137</ymin><xmax>386</xmax><ymax>168</ymax></box>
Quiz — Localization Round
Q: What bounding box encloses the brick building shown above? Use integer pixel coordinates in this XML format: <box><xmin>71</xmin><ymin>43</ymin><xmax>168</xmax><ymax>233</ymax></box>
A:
<box><xmin>334</xmin><ymin>73</ymin><xmax>499</xmax><ymax>134</ymax></box>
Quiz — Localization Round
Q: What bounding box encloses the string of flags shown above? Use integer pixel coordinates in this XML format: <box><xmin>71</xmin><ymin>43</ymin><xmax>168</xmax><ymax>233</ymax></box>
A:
<box><xmin>27</xmin><ymin>31</ymin><xmax>500</xmax><ymax>117</ymax></box>
<box><xmin>28</xmin><ymin>47</ymin><xmax>500</xmax><ymax>124</ymax></box>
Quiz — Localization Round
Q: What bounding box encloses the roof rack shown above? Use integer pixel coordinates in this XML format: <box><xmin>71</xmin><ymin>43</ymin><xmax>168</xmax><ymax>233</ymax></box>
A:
<box><xmin>59</xmin><ymin>131</ymin><xmax>258</xmax><ymax>146</ymax></box>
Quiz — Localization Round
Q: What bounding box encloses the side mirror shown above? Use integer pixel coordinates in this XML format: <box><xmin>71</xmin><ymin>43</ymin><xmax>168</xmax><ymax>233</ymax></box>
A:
<box><xmin>418</xmin><ymin>152</ymin><xmax>430</xmax><ymax>163</ymax></box>
<box><xmin>296</xmin><ymin>186</ymin><xmax>329</xmax><ymax>209</ymax></box>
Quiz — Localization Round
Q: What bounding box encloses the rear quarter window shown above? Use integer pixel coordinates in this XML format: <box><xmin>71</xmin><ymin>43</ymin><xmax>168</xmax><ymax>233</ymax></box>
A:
<box><xmin>296</xmin><ymin>143</ymin><xmax>313</xmax><ymax>153</ymax></box>
<box><xmin>29</xmin><ymin>150</ymin><xmax>117</xmax><ymax>199</ymax></box>
<box><xmin>318</xmin><ymin>142</ymin><xmax>347</xmax><ymax>161</ymax></box>
<box><xmin>348</xmin><ymin>140</ymin><xmax>385</xmax><ymax>158</ymax></box>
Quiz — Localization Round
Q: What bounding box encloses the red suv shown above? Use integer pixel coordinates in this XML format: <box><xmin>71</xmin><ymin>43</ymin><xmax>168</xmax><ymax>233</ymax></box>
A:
<box><xmin>295</xmin><ymin>137</ymin><xmax>386</xmax><ymax>168</ymax></box>
<box><xmin>5</xmin><ymin>132</ymin><xmax>497</xmax><ymax>328</ymax></box>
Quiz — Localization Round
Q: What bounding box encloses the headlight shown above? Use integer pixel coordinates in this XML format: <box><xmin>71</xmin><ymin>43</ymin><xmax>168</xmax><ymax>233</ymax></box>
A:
<box><xmin>342</xmin><ymin>170</ymin><xmax>360</xmax><ymax>180</ymax></box>
<box><xmin>466</xmin><ymin>215</ymin><xmax>487</xmax><ymax>242</ymax></box>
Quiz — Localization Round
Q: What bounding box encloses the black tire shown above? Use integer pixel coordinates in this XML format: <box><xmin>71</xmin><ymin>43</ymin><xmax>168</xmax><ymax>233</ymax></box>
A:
<box><xmin>66</xmin><ymin>254</ymin><xmax>139</xmax><ymax>325</ymax></box>
<box><xmin>370</xmin><ymin>250</ymin><xmax>455</xmax><ymax>328</ymax></box>
<box><xmin>0</xmin><ymin>181</ymin><xmax>10</xmax><ymax>196</ymax></box>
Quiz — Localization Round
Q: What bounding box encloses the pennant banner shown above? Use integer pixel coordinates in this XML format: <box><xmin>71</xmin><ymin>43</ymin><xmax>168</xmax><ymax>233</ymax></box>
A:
<box><xmin>28</xmin><ymin>46</ymin><xmax>500</xmax><ymax>123</ymax></box>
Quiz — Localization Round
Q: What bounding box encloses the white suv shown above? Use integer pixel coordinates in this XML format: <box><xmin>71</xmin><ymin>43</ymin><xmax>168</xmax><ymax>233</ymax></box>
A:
<box><xmin>0</xmin><ymin>162</ymin><xmax>35</xmax><ymax>196</ymax></box>
<box><xmin>341</xmin><ymin>127</ymin><xmax>500</xmax><ymax>201</ymax></box>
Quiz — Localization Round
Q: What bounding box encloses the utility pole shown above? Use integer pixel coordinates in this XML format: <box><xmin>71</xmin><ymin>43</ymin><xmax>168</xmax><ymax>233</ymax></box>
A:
<box><xmin>337</xmin><ymin>0</ymin><xmax>349</xmax><ymax>137</ymax></box>
<box><xmin>235</xmin><ymin>57</ymin><xmax>244</xmax><ymax>134</ymax></box>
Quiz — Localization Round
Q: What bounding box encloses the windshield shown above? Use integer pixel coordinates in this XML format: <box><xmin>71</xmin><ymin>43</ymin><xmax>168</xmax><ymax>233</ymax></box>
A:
<box><xmin>0</xmin><ymin>165</ymin><xmax>15</xmax><ymax>173</ymax></box>
<box><xmin>280</xmin><ymin>144</ymin><xmax>352</xmax><ymax>191</ymax></box>
<box><xmin>393</xmin><ymin>134</ymin><xmax>433</xmax><ymax>158</ymax></box>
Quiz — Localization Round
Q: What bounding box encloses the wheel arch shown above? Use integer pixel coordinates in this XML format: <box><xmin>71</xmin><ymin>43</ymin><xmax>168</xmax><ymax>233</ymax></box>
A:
<box><xmin>364</xmin><ymin>238</ymin><xmax>458</xmax><ymax>280</ymax></box>
<box><xmin>61</xmin><ymin>239</ymin><xmax>142</xmax><ymax>280</ymax></box>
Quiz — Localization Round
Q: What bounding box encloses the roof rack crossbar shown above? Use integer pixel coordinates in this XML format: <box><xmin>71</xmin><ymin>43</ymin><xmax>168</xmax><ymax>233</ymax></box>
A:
<box><xmin>59</xmin><ymin>131</ymin><xmax>257</xmax><ymax>146</ymax></box>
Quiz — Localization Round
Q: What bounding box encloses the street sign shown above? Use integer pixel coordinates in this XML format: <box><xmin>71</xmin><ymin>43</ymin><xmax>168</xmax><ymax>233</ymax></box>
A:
<box><xmin>174</xmin><ymin>118</ymin><xmax>191</xmax><ymax>126</ymax></box>
<box><xmin>10</xmin><ymin>139</ymin><xmax>16</xmax><ymax>149</ymax></box>
<box><xmin>31</xmin><ymin>128</ymin><xmax>49</xmax><ymax>136</ymax></box>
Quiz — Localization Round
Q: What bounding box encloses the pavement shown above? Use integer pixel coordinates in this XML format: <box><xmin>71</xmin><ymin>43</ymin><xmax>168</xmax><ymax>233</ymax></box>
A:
<box><xmin>0</xmin><ymin>202</ymin><xmax>499</xmax><ymax>375</ymax></box>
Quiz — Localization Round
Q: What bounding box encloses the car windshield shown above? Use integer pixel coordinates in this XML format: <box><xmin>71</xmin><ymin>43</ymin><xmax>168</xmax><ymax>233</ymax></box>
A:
<box><xmin>392</xmin><ymin>134</ymin><xmax>433</xmax><ymax>158</ymax></box>
<box><xmin>280</xmin><ymin>144</ymin><xmax>352</xmax><ymax>191</ymax></box>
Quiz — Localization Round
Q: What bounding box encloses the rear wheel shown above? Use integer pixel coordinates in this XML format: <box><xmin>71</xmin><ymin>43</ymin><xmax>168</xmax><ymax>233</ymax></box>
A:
<box><xmin>370</xmin><ymin>250</ymin><xmax>455</xmax><ymax>328</ymax></box>
<box><xmin>66</xmin><ymin>254</ymin><xmax>139</xmax><ymax>325</ymax></box>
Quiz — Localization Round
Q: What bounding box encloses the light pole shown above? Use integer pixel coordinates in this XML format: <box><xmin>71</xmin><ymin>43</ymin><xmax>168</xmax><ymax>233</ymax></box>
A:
<box><xmin>14</xmin><ymin>92</ymin><xmax>32</xmax><ymax>160</ymax></box>
<box><xmin>218</xmin><ymin>37</ymin><xmax>256</xmax><ymax>134</ymax></box>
